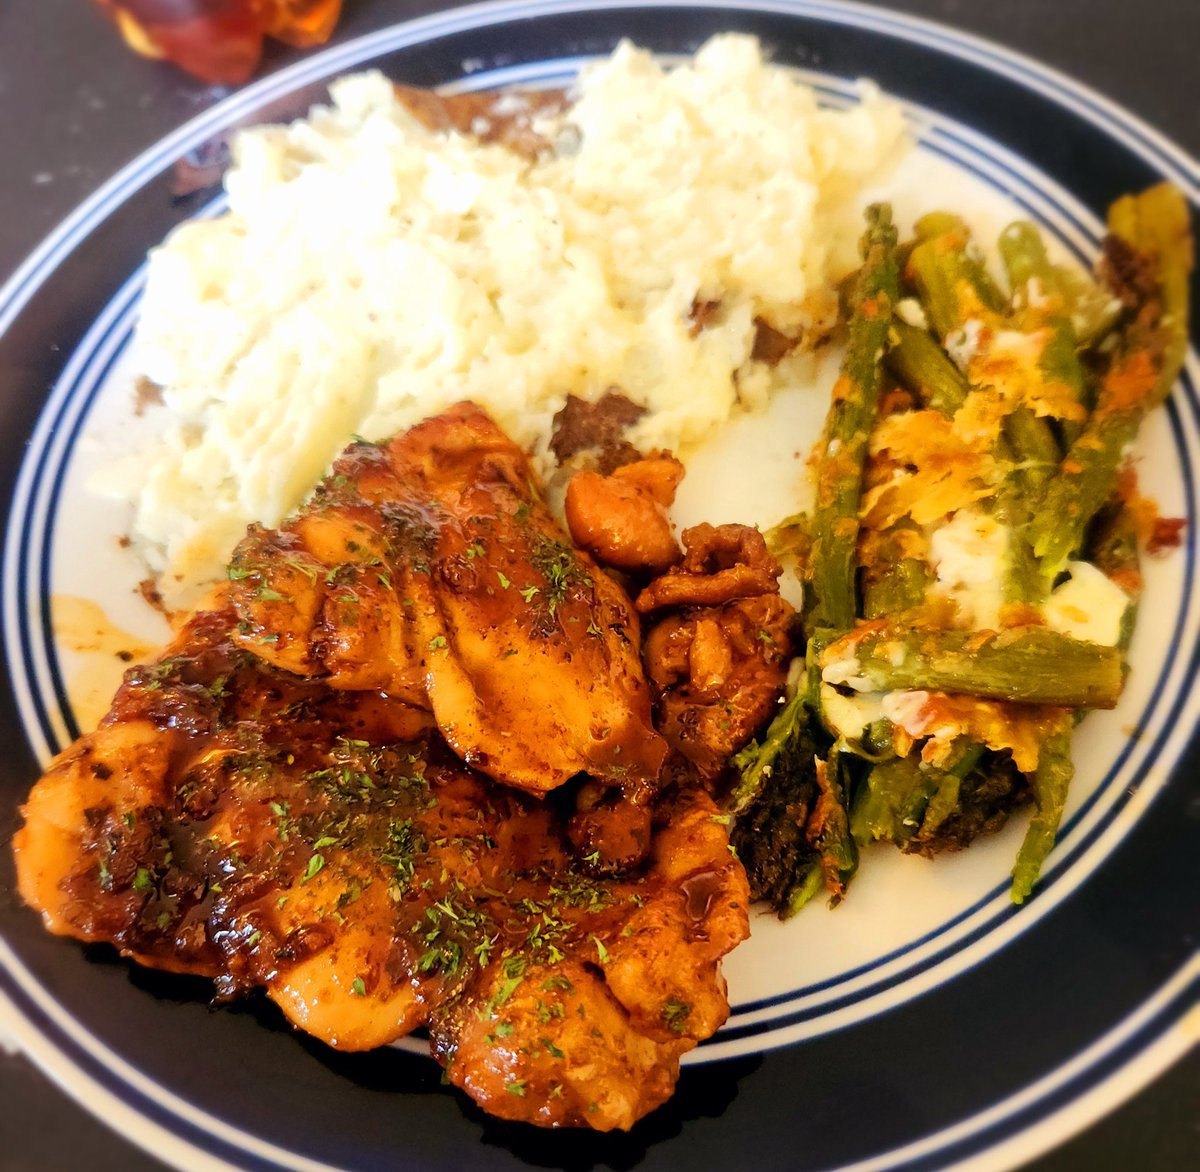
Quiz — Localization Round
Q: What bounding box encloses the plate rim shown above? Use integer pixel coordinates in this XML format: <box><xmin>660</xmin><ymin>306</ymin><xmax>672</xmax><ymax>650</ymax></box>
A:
<box><xmin>1</xmin><ymin>2</ymin><xmax>1198</xmax><ymax>1170</ymax></box>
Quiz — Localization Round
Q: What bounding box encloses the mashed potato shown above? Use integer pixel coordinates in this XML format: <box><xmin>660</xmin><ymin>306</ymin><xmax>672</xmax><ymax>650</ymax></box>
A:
<box><xmin>127</xmin><ymin>34</ymin><xmax>907</xmax><ymax>607</ymax></box>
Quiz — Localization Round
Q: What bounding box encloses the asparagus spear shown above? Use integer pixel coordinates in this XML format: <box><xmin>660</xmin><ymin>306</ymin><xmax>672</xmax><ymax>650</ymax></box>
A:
<box><xmin>852</xmin><ymin>741</ymin><xmax>986</xmax><ymax>848</ymax></box>
<box><xmin>908</xmin><ymin>213</ymin><xmax>1005</xmax><ymax>335</ymax></box>
<box><xmin>886</xmin><ymin>318</ymin><xmax>970</xmax><ymax>414</ymax></box>
<box><xmin>817</xmin><ymin>624</ymin><xmax>1125</xmax><ymax>709</ymax></box>
<box><xmin>866</xmin><ymin>321</ymin><xmax>963</xmax><ymax>619</ymax></box>
<box><xmin>728</xmin><ymin>692</ymin><xmax>809</xmax><ymax>814</ymax></box>
<box><xmin>1038</xmin><ymin>323</ymin><xmax>1091</xmax><ymax>447</ymax></box>
<box><xmin>1108</xmin><ymin>184</ymin><xmax>1192</xmax><ymax>399</ymax></box>
<box><xmin>906</xmin><ymin>212</ymin><xmax>1064</xmax><ymax>590</ymax></box>
<box><xmin>919</xmin><ymin>750</ymin><xmax>1028</xmax><ymax>853</ymax></box>
<box><xmin>1056</xmin><ymin>265</ymin><xmax>1126</xmax><ymax>348</ymax></box>
<box><xmin>763</xmin><ymin>512</ymin><xmax>809</xmax><ymax>563</ymax></box>
<box><xmin>851</xmin><ymin>754</ymin><xmax>933</xmax><ymax>847</ymax></box>
<box><xmin>917</xmin><ymin>741</ymin><xmax>987</xmax><ymax>841</ymax></box>
<box><xmin>1001</xmin><ymin>406</ymin><xmax>1062</xmax><ymax>502</ymax></box>
<box><xmin>861</xmin><ymin>520</ymin><xmax>931</xmax><ymax>619</ymax></box>
<box><xmin>999</xmin><ymin>221</ymin><xmax>1094</xmax><ymax>446</ymax></box>
<box><xmin>1032</xmin><ymin>184</ymin><xmax>1193</xmax><ymax>578</ymax></box>
<box><xmin>1011</xmin><ymin>495</ymin><xmax>1144</xmax><ymax>902</ymax></box>
<box><xmin>809</xmin><ymin>753</ymin><xmax>858</xmax><ymax>903</ymax></box>
<box><xmin>728</xmin><ymin>695</ymin><xmax>828</xmax><ymax>917</ymax></box>
<box><xmin>1011</xmin><ymin>726</ymin><xmax>1074</xmax><ymax>903</ymax></box>
<box><xmin>998</xmin><ymin>220</ymin><xmax>1058</xmax><ymax>295</ymax></box>
<box><xmin>1086</xmin><ymin>495</ymin><xmax>1144</xmax><ymax>651</ymax></box>
<box><xmin>807</xmin><ymin>204</ymin><xmax>900</xmax><ymax>632</ymax></box>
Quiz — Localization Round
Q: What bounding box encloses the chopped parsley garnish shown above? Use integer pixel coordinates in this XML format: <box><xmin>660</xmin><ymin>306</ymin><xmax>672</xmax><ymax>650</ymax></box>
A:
<box><xmin>530</xmin><ymin>535</ymin><xmax>593</xmax><ymax>618</ymax></box>
<box><xmin>661</xmin><ymin>998</ymin><xmax>692</xmax><ymax>1033</ymax></box>
<box><xmin>270</xmin><ymin>800</ymin><xmax>292</xmax><ymax>841</ymax></box>
<box><xmin>380</xmin><ymin>817</ymin><xmax>426</xmax><ymax>889</ymax></box>
<box><xmin>490</xmin><ymin>955</ymin><xmax>527</xmax><ymax>1008</ymax></box>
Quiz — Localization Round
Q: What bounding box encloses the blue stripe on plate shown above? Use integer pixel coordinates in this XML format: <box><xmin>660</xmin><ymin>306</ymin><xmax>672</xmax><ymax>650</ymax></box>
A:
<box><xmin>0</xmin><ymin>4</ymin><xmax>1197</xmax><ymax>1170</ymax></box>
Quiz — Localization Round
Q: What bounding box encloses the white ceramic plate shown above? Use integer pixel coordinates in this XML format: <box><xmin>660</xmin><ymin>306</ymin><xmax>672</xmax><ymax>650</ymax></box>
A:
<box><xmin>1</xmin><ymin>4</ymin><xmax>1196</xmax><ymax>1170</ymax></box>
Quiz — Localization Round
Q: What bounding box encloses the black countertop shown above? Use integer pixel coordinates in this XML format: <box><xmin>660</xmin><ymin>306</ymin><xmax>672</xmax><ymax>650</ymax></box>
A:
<box><xmin>0</xmin><ymin>2</ymin><xmax>1196</xmax><ymax>1170</ymax></box>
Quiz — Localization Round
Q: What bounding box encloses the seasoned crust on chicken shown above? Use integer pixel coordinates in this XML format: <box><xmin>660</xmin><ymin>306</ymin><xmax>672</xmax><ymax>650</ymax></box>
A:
<box><xmin>15</xmin><ymin>596</ymin><xmax>747</xmax><ymax>1130</ymax></box>
<box><xmin>564</xmin><ymin>454</ymin><xmax>686</xmax><ymax>575</ymax></box>
<box><xmin>227</xmin><ymin>402</ymin><xmax>667</xmax><ymax>795</ymax></box>
<box><xmin>639</xmin><ymin>524</ymin><xmax>796</xmax><ymax>783</ymax></box>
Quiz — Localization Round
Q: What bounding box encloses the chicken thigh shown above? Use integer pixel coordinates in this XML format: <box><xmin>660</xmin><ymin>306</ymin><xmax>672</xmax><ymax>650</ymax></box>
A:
<box><xmin>227</xmin><ymin>402</ymin><xmax>667</xmax><ymax>795</ymax></box>
<box><xmin>15</xmin><ymin>597</ymin><xmax>747</xmax><ymax>1129</ymax></box>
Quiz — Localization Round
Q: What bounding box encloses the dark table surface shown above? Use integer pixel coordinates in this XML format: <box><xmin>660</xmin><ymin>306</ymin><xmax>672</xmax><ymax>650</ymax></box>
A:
<box><xmin>0</xmin><ymin>1</ymin><xmax>1196</xmax><ymax>1170</ymax></box>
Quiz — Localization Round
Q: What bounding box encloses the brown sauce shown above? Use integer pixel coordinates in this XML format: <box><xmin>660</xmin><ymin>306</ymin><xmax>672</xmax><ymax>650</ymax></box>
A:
<box><xmin>52</xmin><ymin>594</ymin><xmax>165</xmax><ymax>732</ymax></box>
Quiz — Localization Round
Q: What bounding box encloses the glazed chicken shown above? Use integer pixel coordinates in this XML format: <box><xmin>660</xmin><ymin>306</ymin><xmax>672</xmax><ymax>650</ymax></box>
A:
<box><xmin>15</xmin><ymin>599</ymin><xmax>747</xmax><ymax>1129</ymax></box>
<box><xmin>638</xmin><ymin>524</ymin><xmax>796</xmax><ymax>784</ymax></box>
<box><xmin>226</xmin><ymin>402</ymin><xmax>666</xmax><ymax>796</ymax></box>
<box><xmin>560</xmin><ymin>448</ymin><xmax>796</xmax><ymax>790</ymax></box>
<box><xmin>565</xmin><ymin>454</ymin><xmax>685</xmax><ymax>575</ymax></box>
<box><xmin>15</xmin><ymin>403</ymin><xmax>752</xmax><ymax>1130</ymax></box>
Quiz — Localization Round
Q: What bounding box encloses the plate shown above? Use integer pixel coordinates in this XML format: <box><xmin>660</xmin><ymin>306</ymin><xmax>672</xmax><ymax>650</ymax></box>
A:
<box><xmin>1</xmin><ymin>2</ymin><xmax>1197</xmax><ymax>1169</ymax></box>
